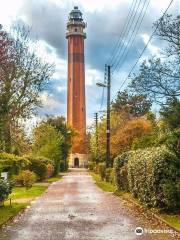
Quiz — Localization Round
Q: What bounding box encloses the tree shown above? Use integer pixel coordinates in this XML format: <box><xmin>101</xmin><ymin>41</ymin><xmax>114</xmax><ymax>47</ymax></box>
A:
<box><xmin>111</xmin><ymin>117</ymin><xmax>153</xmax><ymax>157</ymax></box>
<box><xmin>154</xmin><ymin>14</ymin><xmax>180</xmax><ymax>56</ymax></box>
<box><xmin>130</xmin><ymin>58</ymin><xmax>180</xmax><ymax>103</ymax></box>
<box><xmin>129</xmin><ymin>15</ymin><xmax>180</xmax><ymax>104</ymax></box>
<box><xmin>160</xmin><ymin>97</ymin><xmax>180</xmax><ymax>130</ymax></box>
<box><xmin>32</xmin><ymin>123</ymin><xmax>63</xmax><ymax>175</ymax></box>
<box><xmin>46</xmin><ymin>116</ymin><xmax>73</xmax><ymax>170</ymax></box>
<box><xmin>0</xmin><ymin>25</ymin><xmax>54</xmax><ymax>152</ymax></box>
<box><xmin>112</xmin><ymin>90</ymin><xmax>151</xmax><ymax>117</ymax></box>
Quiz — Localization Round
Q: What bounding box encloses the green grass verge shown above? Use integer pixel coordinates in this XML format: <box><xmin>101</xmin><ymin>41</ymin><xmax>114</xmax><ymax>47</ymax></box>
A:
<box><xmin>160</xmin><ymin>214</ymin><xmax>180</xmax><ymax>231</ymax></box>
<box><xmin>0</xmin><ymin>183</ymin><xmax>49</xmax><ymax>227</ymax></box>
<box><xmin>0</xmin><ymin>203</ymin><xmax>27</xmax><ymax>226</ymax></box>
<box><xmin>90</xmin><ymin>172</ymin><xmax>116</xmax><ymax>192</ymax></box>
<box><xmin>46</xmin><ymin>176</ymin><xmax>61</xmax><ymax>183</ymax></box>
<box><xmin>9</xmin><ymin>185</ymin><xmax>48</xmax><ymax>200</ymax></box>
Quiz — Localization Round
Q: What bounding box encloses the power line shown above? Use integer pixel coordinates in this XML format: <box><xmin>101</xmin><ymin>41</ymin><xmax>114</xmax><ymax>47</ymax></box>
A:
<box><xmin>110</xmin><ymin>0</ymin><xmax>143</xmax><ymax>67</ymax></box>
<box><xmin>112</xmin><ymin>0</ymin><xmax>175</xmax><ymax>102</ymax></box>
<box><xmin>107</xmin><ymin>0</ymin><xmax>138</xmax><ymax>64</ymax></box>
<box><xmin>113</xmin><ymin>0</ymin><xmax>151</xmax><ymax>73</ymax></box>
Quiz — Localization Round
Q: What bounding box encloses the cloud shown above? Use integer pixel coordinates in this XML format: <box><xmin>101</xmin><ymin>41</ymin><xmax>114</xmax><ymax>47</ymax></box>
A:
<box><xmin>1</xmin><ymin>0</ymin><xmax>179</xmax><ymax>126</ymax></box>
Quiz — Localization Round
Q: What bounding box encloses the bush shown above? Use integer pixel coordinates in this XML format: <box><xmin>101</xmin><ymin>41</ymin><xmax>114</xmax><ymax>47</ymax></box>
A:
<box><xmin>114</xmin><ymin>152</ymin><xmax>131</xmax><ymax>191</ymax></box>
<box><xmin>0</xmin><ymin>152</ymin><xmax>30</xmax><ymax>177</ymax></box>
<box><xmin>13</xmin><ymin>170</ymin><xmax>36</xmax><ymax>189</ymax></box>
<box><xmin>0</xmin><ymin>180</ymin><xmax>12</xmax><ymax>204</ymax></box>
<box><xmin>114</xmin><ymin>146</ymin><xmax>180</xmax><ymax>211</ymax></box>
<box><xmin>88</xmin><ymin>162</ymin><xmax>96</xmax><ymax>171</ymax></box>
<box><xmin>59</xmin><ymin>161</ymin><xmax>66</xmax><ymax>172</ymax></box>
<box><xmin>98</xmin><ymin>162</ymin><xmax>106</xmax><ymax>180</ymax></box>
<box><xmin>157</xmin><ymin>128</ymin><xmax>180</xmax><ymax>156</ymax></box>
<box><xmin>28</xmin><ymin>158</ymin><xmax>48</xmax><ymax>181</ymax></box>
<box><xmin>105</xmin><ymin>168</ymin><xmax>115</xmax><ymax>184</ymax></box>
<box><xmin>47</xmin><ymin>164</ymin><xmax>54</xmax><ymax>178</ymax></box>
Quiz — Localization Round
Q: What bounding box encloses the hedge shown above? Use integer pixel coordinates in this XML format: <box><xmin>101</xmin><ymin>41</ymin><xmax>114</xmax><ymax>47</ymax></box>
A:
<box><xmin>26</xmin><ymin>156</ymin><xmax>53</xmax><ymax>181</ymax></box>
<box><xmin>0</xmin><ymin>152</ymin><xmax>30</xmax><ymax>177</ymax></box>
<box><xmin>114</xmin><ymin>146</ymin><xmax>180</xmax><ymax>210</ymax></box>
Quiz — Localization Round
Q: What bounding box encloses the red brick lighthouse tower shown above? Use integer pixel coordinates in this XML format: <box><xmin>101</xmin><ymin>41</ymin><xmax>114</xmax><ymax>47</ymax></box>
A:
<box><xmin>66</xmin><ymin>6</ymin><xmax>88</xmax><ymax>167</ymax></box>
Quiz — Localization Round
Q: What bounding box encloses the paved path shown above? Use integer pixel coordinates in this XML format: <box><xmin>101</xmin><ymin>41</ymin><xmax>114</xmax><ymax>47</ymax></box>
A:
<box><xmin>0</xmin><ymin>169</ymin><xmax>175</xmax><ymax>240</ymax></box>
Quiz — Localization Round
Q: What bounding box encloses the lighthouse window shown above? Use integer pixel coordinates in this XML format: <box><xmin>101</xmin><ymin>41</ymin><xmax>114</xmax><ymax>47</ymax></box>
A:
<box><xmin>75</xmin><ymin>28</ymin><xmax>77</xmax><ymax>32</ymax></box>
<box><xmin>82</xmin><ymin>108</ymin><xmax>83</xmax><ymax>112</ymax></box>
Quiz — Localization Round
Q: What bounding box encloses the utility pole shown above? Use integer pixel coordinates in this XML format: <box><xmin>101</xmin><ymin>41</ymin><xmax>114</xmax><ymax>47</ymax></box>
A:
<box><xmin>96</xmin><ymin>65</ymin><xmax>111</xmax><ymax>168</ymax></box>
<box><xmin>94</xmin><ymin>112</ymin><xmax>99</xmax><ymax>163</ymax></box>
<box><xmin>106</xmin><ymin>65</ymin><xmax>111</xmax><ymax>168</ymax></box>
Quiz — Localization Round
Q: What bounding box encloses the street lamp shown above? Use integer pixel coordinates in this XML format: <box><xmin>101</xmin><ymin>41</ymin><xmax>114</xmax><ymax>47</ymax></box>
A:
<box><xmin>96</xmin><ymin>65</ymin><xmax>111</xmax><ymax>168</ymax></box>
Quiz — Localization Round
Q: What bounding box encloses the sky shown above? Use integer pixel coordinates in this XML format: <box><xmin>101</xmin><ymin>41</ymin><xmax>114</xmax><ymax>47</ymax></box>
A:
<box><xmin>0</xmin><ymin>0</ymin><xmax>179</xmax><ymax>128</ymax></box>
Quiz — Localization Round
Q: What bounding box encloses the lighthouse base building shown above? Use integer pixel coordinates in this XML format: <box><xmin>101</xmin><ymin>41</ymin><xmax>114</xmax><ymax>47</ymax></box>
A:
<box><xmin>66</xmin><ymin>7</ymin><xmax>89</xmax><ymax>168</ymax></box>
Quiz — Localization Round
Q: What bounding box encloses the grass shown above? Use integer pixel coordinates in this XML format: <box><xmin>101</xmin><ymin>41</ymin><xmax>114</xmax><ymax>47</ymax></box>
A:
<box><xmin>0</xmin><ymin>177</ymin><xmax>58</xmax><ymax>227</ymax></box>
<box><xmin>9</xmin><ymin>185</ymin><xmax>48</xmax><ymax>200</ymax></box>
<box><xmin>46</xmin><ymin>175</ymin><xmax>62</xmax><ymax>183</ymax></box>
<box><xmin>0</xmin><ymin>203</ymin><xmax>27</xmax><ymax>226</ymax></box>
<box><xmin>159</xmin><ymin>214</ymin><xmax>180</xmax><ymax>231</ymax></box>
<box><xmin>90</xmin><ymin>172</ymin><xmax>116</xmax><ymax>192</ymax></box>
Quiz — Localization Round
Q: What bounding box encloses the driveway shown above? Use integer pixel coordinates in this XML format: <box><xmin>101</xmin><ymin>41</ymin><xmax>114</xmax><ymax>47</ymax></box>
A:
<box><xmin>0</xmin><ymin>169</ymin><xmax>175</xmax><ymax>240</ymax></box>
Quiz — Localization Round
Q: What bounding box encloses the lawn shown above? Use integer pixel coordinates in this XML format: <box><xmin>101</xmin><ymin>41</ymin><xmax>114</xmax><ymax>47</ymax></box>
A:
<box><xmin>0</xmin><ymin>178</ymin><xmax>54</xmax><ymax>227</ymax></box>
<box><xmin>90</xmin><ymin>172</ymin><xmax>116</xmax><ymax>192</ymax></box>
<box><xmin>9</xmin><ymin>185</ymin><xmax>48</xmax><ymax>200</ymax></box>
<box><xmin>160</xmin><ymin>214</ymin><xmax>180</xmax><ymax>231</ymax></box>
<box><xmin>0</xmin><ymin>203</ymin><xmax>27</xmax><ymax>226</ymax></box>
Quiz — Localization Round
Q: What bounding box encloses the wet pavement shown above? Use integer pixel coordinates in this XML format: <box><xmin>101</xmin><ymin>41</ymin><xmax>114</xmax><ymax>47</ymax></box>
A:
<box><xmin>0</xmin><ymin>169</ymin><xmax>176</xmax><ymax>240</ymax></box>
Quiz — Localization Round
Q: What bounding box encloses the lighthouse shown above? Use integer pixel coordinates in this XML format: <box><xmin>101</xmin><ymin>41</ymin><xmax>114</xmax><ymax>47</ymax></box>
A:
<box><xmin>66</xmin><ymin>6</ymin><xmax>88</xmax><ymax>167</ymax></box>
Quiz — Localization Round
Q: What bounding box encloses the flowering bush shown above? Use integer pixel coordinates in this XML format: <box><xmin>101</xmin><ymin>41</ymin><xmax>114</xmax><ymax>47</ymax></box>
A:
<box><xmin>13</xmin><ymin>170</ymin><xmax>36</xmax><ymax>189</ymax></box>
<box><xmin>114</xmin><ymin>146</ymin><xmax>180</xmax><ymax>210</ymax></box>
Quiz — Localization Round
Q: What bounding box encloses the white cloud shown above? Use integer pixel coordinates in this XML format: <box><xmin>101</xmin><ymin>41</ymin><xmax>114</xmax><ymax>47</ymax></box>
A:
<box><xmin>0</xmin><ymin>0</ymin><xmax>24</xmax><ymax>29</ymax></box>
<box><xmin>40</xmin><ymin>91</ymin><xmax>63</xmax><ymax>109</ymax></box>
<box><xmin>57</xmin><ymin>86</ymin><xmax>67</xmax><ymax>92</ymax></box>
<box><xmin>141</xmin><ymin>33</ymin><xmax>160</xmax><ymax>56</ymax></box>
<box><xmin>86</xmin><ymin>67</ymin><xmax>103</xmax><ymax>86</ymax></box>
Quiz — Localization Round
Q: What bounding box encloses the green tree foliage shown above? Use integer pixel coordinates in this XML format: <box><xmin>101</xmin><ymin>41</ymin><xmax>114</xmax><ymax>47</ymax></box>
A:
<box><xmin>0</xmin><ymin>152</ymin><xmax>30</xmax><ymax>177</ymax></box>
<box><xmin>32</xmin><ymin>123</ymin><xmax>63</xmax><ymax>175</ymax></box>
<box><xmin>46</xmin><ymin>116</ymin><xmax>73</xmax><ymax>170</ymax></box>
<box><xmin>0</xmin><ymin>25</ymin><xmax>54</xmax><ymax>152</ymax></box>
<box><xmin>112</xmin><ymin>90</ymin><xmax>151</xmax><ymax>117</ymax></box>
<box><xmin>160</xmin><ymin>98</ymin><xmax>180</xmax><ymax>130</ymax></box>
<box><xmin>0</xmin><ymin>180</ymin><xmax>12</xmax><ymax>204</ymax></box>
<box><xmin>129</xmin><ymin>15</ymin><xmax>180</xmax><ymax>104</ymax></box>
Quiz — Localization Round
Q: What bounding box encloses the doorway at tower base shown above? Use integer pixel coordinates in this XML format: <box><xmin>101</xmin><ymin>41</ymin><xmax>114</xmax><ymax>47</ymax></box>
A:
<box><xmin>69</xmin><ymin>153</ymin><xmax>89</xmax><ymax>168</ymax></box>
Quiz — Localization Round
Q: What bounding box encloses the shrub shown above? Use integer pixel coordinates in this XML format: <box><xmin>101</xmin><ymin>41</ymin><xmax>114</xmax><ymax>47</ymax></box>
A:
<box><xmin>105</xmin><ymin>168</ymin><xmax>115</xmax><ymax>184</ymax></box>
<box><xmin>47</xmin><ymin>163</ymin><xmax>54</xmax><ymax>178</ymax></box>
<box><xmin>88</xmin><ymin>162</ymin><xmax>96</xmax><ymax>171</ymax></box>
<box><xmin>59</xmin><ymin>161</ymin><xmax>66</xmax><ymax>172</ymax></box>
<box><xmin>28</xmin><ymin>158</ymin><xmax>48</xmax><ymax>181</ymax></box>
<box><xmin>0</xmin><ymin>152</ymin><xmax>30</xmax><ymax>177</ymax></box>
<box><xmin>13</xmin><ymin>170</ymin><xmax>36</xmax><ymax>189</ymax></box>
<box><xmin>114</xmin><ymin>152</ymin><xmax>131</xmax><ymax>191</ymax></box>
<box><xmin>0</xmin><ymin>180</ymin><xmax>12</xmax><ymax>204</ymax></box>
<box><xmin>114</xmin><ymin>146</ymin><xmax>180</xmax><ymax>210</ymax></box>
<box><xmin>98</xmin><ymin>162</ymin><xmax>106</xmax><ymax>180</ymax></box>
